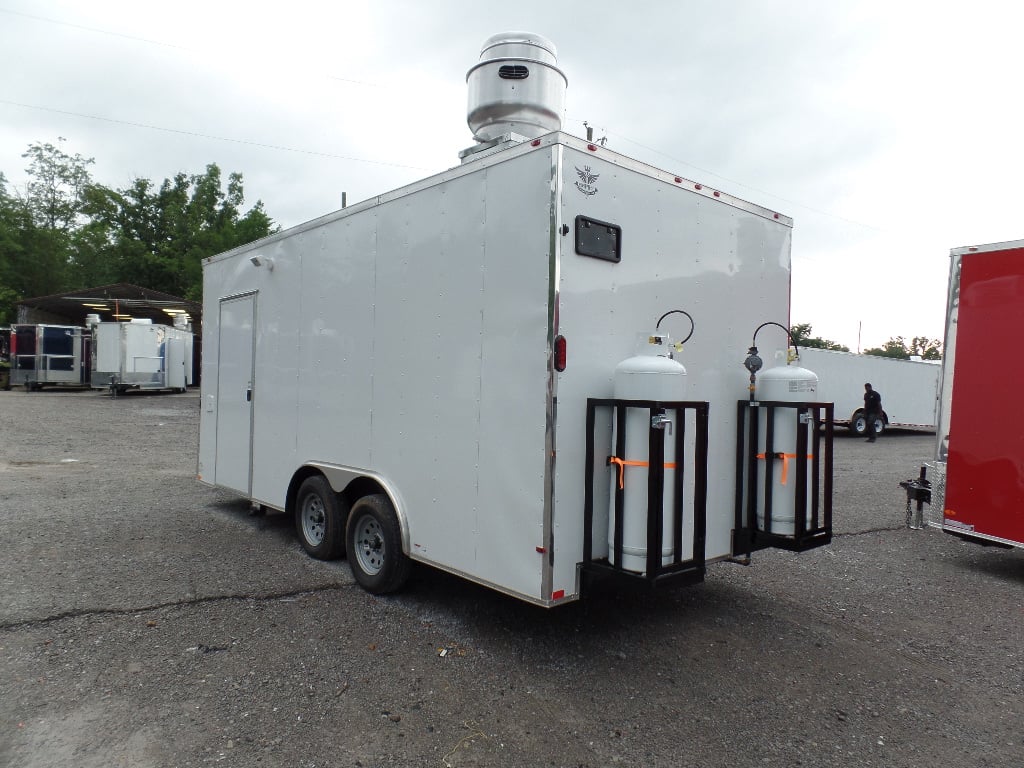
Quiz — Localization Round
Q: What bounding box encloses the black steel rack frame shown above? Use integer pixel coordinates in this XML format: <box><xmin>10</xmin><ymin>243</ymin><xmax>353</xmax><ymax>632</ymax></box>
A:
<box><xmin>733</xmin><ymin>400</ymin><xmax>833</xmax><ymax>555</ymax></box>
<box><xmin>582</xmin><ymin>398</ymin><xmax>710</xmax><ymax>588</ymax></box>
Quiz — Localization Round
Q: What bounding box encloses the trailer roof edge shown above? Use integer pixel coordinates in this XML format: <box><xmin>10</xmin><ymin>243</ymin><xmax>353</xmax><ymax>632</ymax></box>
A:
<box><xmin>204</xmin><ymin>133</ymin><xmax>792</xmax><ymax>267</ymax></box>
<box><xmin>950</xmin><ymin>238</ymin><xmax>1024</xmax><ymax>256</ymax></box>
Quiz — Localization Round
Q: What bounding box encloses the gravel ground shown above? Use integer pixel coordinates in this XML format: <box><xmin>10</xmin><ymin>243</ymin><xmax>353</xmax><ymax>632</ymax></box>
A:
<box><xmin>1</xmin><ymin>388</ymin><xmax>1022</xmax><ymax>768</ymax></box>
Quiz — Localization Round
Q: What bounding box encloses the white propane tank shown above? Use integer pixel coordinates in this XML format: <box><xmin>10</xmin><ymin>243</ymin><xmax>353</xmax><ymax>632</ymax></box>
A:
<box><xmin>608</xmin><ymin>331</ymin><xmax>687</xmax><ymax>573</ymax></box>
<box><xmin>754</xmin><ymin>361</ymin><xmax>819</xmax><ymax>535</ymax></box>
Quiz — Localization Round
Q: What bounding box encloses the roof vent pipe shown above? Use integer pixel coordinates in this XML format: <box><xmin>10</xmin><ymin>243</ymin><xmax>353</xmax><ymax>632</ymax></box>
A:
<box><xmin>466</xmin><ymin>32</ymin><xmax>567</xmax><ymax>142</ymax></box>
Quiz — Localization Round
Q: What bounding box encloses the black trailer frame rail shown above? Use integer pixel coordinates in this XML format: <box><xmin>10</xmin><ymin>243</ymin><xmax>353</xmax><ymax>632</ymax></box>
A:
<box><xmin>582</xmin><ymin>398</ymin><xmax>710</xmax><ymax>588</ymax></box>
<box><xmin>733</xmin><ymin>399</ymin><xmax>833</xmax><ymax>555</ymax></box>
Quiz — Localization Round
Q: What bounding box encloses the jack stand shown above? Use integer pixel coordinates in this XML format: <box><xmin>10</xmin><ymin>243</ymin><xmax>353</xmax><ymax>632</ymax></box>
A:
<box><xmin>899</xmin><ymin>465</ymin><xmax>931</xmax><ymax>530</ymax></box>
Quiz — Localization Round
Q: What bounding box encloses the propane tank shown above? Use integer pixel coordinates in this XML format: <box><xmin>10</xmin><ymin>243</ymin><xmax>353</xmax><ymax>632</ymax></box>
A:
<box><xmin>753</xmin><ymin>358</ymin><xmax>819</xmax><ymax>535</ymax></box>
<box><xmin>608</xmin><ymin>331</ymin><xmax>687</xmax><ymax>573</ymax></box>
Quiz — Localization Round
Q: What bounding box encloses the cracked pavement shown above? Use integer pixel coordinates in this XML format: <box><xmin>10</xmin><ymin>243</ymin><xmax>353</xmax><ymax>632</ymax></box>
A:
<box><xmin>1</xmin><ymin>388</ymin><xmax>1022</xmax><ymax>767</ymax></box>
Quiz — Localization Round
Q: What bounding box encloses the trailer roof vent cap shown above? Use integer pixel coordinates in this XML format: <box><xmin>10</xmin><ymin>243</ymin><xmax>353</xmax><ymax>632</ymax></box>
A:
<box><xmin>466</xmin><ymin>31</ymin><xmax>567</xmax><ymax>144</ymax></box>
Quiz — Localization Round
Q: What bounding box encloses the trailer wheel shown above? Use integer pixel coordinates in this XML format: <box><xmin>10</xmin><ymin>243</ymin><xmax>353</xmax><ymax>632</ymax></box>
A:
<box><xmin>850</xmin><ymin>411</ymin><xmax>886</xmax><ymax>436</ymax></box>
<box><xmin>850</xmin><ymin>411</ymin><xmax>867</xmax><ymax>435</ymax></box>
<box><xmin>346</xmin><ymin>494</ymin><xmax>411</xmax><ymax>595</ymax></box>
<box><xmin>295</xmin><ymin>475</ymin><xmax>346</xmax><ymax>560</ymax></box>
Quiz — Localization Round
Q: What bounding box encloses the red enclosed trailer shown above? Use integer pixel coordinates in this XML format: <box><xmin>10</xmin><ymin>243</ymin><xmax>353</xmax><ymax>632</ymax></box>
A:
<box><xmin>934</xmin><ymin>239</ymin><xmax>1024</xmax><ymax>548</ymax></box>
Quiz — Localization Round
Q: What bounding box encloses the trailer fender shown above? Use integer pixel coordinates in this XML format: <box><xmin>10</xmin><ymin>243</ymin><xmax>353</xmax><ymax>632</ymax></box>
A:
<box><xmin>300</xmin><ymin>462</ymin><xmax>411</xmax><ymax>555</ymax></box>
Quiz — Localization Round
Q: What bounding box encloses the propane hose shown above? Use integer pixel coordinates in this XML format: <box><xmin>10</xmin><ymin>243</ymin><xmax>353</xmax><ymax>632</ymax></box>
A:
<box><xmin>745</xmin><ymin>321</ymin><xmax>800</xmax><ymax>402</ymax></box>
<box><xmin>655</xmin><ymin>309</ymin><xmax>695</xmax><ymax>345</ymax></box>
<box><xmin>751</xmin><ymin>320</ymin><xmax>800</xmax><ymax>357</ymax></box>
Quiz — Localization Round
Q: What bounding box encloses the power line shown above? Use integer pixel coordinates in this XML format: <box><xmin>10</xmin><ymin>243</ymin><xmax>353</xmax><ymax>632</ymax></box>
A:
<box><xmin>0</xmin><ymin>7</ymin><xmax>190</xmax><ymax>51</ymax></box>
<box><xmin>3</xmin><ymin>7</ymin><xmax>884</xmax><ymax>233</ymax></box>
<box><xmin>5</xmin><ymin>95</ymin><xmax>884</xmax><ymax>237</ymax></box>
<box><xmin>0</xmin><ymin>99</ymin><xmax>432</xmax><ymax>171</ymax></box>
<box><xmin>0</xmin><ymin>6</ymin><xmax>381</xmax><ymax>88</ymax></box>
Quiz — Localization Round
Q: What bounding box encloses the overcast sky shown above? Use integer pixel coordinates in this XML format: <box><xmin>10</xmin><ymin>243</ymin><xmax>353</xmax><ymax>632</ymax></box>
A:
<box><xmin>1</xmin><ymin>1</ymin><xmax>1021</xmax><ymax>351</ymax></box>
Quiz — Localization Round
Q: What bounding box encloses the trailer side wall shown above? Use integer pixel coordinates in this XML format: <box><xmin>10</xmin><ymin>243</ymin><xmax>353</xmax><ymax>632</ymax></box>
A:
<box><xmin>798</xmin><ymin>347</ymin><xmax>939</xmax><ymax>429</ymax></box>
<box><xmin>942</xmin><ymin>245</ymin><xmax>1024</xmax><ymax>545</ymax></box>
<box><xmin>201</xmin><ymin>147</ymin><xmax>555</xmax><ymax>600</ymax></box>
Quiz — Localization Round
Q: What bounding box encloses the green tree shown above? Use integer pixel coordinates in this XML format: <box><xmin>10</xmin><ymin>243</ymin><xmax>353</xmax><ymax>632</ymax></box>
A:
<box><xmin>0</xmin><ymin>173</ymin><xmax>27</xmax><ymax>323</ymax></box>
<box><xmin>863</xmin><ymin>338</ymin><xmax>909</xmax><ymax>359</ymax></box>
<box><xmin>789</xmin><ymin>323</ymin><xmax>849</xmax><ymax>352</ymax></box>
<box><xmin>3</xmin><ymin>142</ymin><xmax>278</xmax><ymax>320</ymax></box>
<box><xmin>0</xmin><ymin>170</ymin><xmax>71</xmax><ymax>322</ymax></box>
<box><xmin>863</xmin><ymin>336</ymin><xmax>943</xmax><ymax>360</ymax></box>
<box><xmin>22</xmin><ymin>139</ymin><xmax>95</xmax><ymax>231</ymax></box>
<box><xmin>0</xmin><ymin>141</ymin><xmax>99</xmax><ymax>311</ymax></box>
<box><xmin>79</xmin><ymin>163</ymin><xmax>277</xmax><ymax>300</ymax></box>
<box><xmin>909</xmin><ymin>336</ymin><xmax>942</xmax><ymax>359</ymax></box>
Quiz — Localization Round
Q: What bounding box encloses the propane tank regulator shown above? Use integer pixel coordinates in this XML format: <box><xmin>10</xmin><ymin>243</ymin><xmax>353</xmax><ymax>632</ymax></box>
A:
<box><xmin>744</xmin><ymin>321</ymin><xmax>798</xmax><ymax>402</ymax></box>
<box><xmin>744</xmin><ymin>346</ymin><xmax>763</xmax><ymax>402</ymax></box>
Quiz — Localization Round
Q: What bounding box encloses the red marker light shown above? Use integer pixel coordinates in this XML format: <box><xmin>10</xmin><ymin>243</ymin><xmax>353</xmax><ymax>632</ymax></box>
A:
<box><xmin>531</xmin><ymin>139</ymin><xmax>541</xmax><ymax>147</ymax></box>
<box><xmin>551</xmin><ymin>590</ymin><xmax>565</xmax><ymax>600</ymax></box>
<box><xmin>674</xmin><ymin>177</ymin><xmax>682</xmax><ymax>184</ymax></box>
<box><xmin>554</xmin><ymin>335</ymin><xmax>567</xmax><ymax>371</ymax></box>
<box><xmin>773</xmin><ymin>213</ymin><xmax>780</xmax><ymax>219</ymax></box>
<box><xmin>587</xmin><ymin>144</ymin><xmax>598</xmax><ymax>151</ymax></box>
<box><xmin>713</xmin><ymin>190</ymin><xmax>720</xmax><ymax>197</ymax></box>
<box><xmin>694</xmin><ymin>183</ymin><xmax>702</xmax><ymax>190</ymax></box>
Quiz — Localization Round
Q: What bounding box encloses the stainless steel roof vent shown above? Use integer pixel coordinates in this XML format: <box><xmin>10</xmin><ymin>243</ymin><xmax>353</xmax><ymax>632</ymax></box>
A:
<box><xmin>466</xmin><ymin>32</ymin><xmax>567</xmax><ymax>143</ymax></box>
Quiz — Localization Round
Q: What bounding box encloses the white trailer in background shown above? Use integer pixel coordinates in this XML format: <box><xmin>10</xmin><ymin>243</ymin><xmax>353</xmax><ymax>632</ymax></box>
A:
<box><xmin>89</xmin><ymin>318</ymin><xmax>194</xmax><ymax>394</ymax></box>
<box><xmin>797</xmin><ymin>347</ymin><xmax>940</xmax><ymax>435</ymax></box>
<box><xmin>197</xmin><ymin>32</ymin><xmax>833</xmax><ymax>606</ymax></box>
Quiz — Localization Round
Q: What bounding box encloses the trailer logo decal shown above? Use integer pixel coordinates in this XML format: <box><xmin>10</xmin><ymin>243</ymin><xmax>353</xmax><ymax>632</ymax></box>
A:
<box><xmin>575</xmin><ymin>166</ymin><xmax>599</xmax><ymax>196</ymax></box>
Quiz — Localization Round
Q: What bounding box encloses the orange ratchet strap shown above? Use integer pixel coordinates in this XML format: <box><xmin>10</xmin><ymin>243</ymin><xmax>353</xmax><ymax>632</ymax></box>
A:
<box><xmin>755</xmin><ymin>452</ymin><xmax>814</xmax><ymax>485</ymax></box>
<box><xmin>608</xmin><ymin>456</ymin><xmax>678</xmax><ymax>490</ymax></box>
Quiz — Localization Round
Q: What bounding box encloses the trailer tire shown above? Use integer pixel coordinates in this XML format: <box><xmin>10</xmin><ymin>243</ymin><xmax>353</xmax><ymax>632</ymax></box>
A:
<box><xmin>850</xmin><ymin>411</ymin><xmax>886</xmax><ymax>436</ymax></box>
<box><xmin>346</xmin><ymin>494</ymin><xmax>411</xmax><ymax>595</ymax></box>
<box><xmin>850</xmin><ymin>411</ymin><xmax>866</xmax><ymax>435</ymax></box>
<box><xmin>295</xmin><ymin>475</ymin><xmax>346</xmax><ymax>560</ymax></box>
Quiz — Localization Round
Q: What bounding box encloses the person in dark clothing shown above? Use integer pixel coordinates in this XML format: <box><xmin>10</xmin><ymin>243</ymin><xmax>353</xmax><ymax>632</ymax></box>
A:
<box><xmin>863</xmin><ymin>382</ymin><xmax>882</xmax><ymax>442</ymax></box>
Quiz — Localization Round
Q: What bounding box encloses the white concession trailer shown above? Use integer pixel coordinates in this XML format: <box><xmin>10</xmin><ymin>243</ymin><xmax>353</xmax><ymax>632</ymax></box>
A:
<box><xmin>90</xmin><ymin>318</ymin><xmax>194</xmax><ymax>394</ymax></box>
<box><xmin>198</xmin><ymin>33</ymin><xmax>832</xmax><ymax>606</ymax></box>
<box><xmin>797</xmin><ymin>347</ymin><xmax>940</xmax><ymax>435</ymax></box>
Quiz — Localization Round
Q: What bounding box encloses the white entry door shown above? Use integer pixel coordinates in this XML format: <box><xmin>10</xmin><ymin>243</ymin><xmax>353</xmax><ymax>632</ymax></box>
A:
<box><xmin>215</xmin><ymin>293</ymin><xmax>257</xmax><ymax>494</ymax></box>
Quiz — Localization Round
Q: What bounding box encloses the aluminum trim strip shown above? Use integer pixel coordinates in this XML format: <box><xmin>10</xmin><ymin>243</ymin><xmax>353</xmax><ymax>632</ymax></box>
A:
<box><xmin>541</xmin><ymin>143</ymin><xmax>562</xmax><ymax>600</ymax></box>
